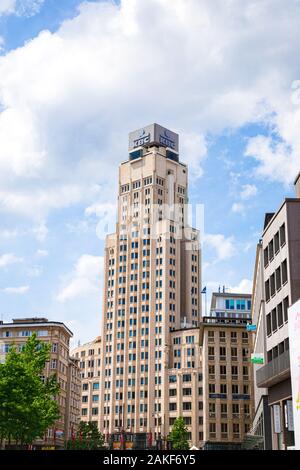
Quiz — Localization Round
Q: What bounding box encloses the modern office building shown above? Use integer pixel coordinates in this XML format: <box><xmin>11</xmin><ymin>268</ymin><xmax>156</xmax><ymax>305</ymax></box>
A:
<box><xmin>199</xmin><ymin>292</ymin><xmax>254</xmax><ymax>450</ymax></box>
<box><xmin>0</xmin><ymin>317</ymin><xmax>81</xmax><ymax>449</ymax></box>
<box><xmin>98</xmin><ymin>124</ymin><xmax>202</xmax><ymax>447</ymax></box>
<box><xmin>252</xmin><ymin>173</ymin><xmax>300</xmax><ymax>449</ymax></box>
<box><xmin>249</xmin><ymin>241</ymin><xmax>272</xmax><ymax>449</ymax></box>
<box><xmin>72</xmin><ymin>337</ymin><xmax>102</xmax><ymax>426</ymax></box>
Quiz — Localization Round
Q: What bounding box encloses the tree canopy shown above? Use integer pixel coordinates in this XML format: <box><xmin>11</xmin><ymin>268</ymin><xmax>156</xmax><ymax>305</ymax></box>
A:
<box><xmin>66</xmin><ymin>421</ymin><xmax>105</xmax><ymax>449</ymax></box>
<box><xmin>168</xmin><ymin>416</ymin><xmax>190</xmax><ymax>450</ymax></box>
<box><xmin>0</xmin><ymin>333</ymin><xmax>60</xmax><ymax>447</ymax></box>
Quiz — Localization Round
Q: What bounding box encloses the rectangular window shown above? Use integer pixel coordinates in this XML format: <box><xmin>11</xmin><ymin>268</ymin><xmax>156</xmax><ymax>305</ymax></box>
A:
<box><xmin>264</xmin><ymin>247</ymin><xmax>269</xmax><ymax>267</ymax></box>
<box><xmin>280</xmin><ymin>223</ymin><xmax>286</xmax><ymax>246</ymax></box>
<box><xmin>277</xmin><ymin>302</ymin><xmax>283</xmax><ymax>327</ymax></box>
<box><xmin>272</xmin><ymin>308</ymin><xmax>277</xmax><ymax>332</ymax></box>
<box><xmin>266</xmin><ymin>313</ymin><xmax>271</xmax><ymax>336</ymax></box>
<box><xmin>268</xmin><ymin>239</ymin><xmax>274</xmax><ymax>260</ymax></box>
<box><xmin>265</xmin><ymin>280</ymin><xmax>270</xmax><ymax>302</ymax></box>
<box><xmin>37</xmin><ymin>330</ymin><xmax>48</xmax><ymax>337</ymax></box>
<box><xmin>183</xmin><ymin>402</ymin><xmax>192</xmax><ymax>411</ymax></box>
<box><xmin>281</xmin><ymin>259</ymin><xmax>288</xmax><ymax>284</ymax></box>
<box><xmin>274</xmin><ymin>231</ymin><xmax>280</xmax><ymax>253</ymax></box>
<box><xmin>283</xmin><ymin>296</ymin><xmax>289</xmax><ymax>322</ymax></box>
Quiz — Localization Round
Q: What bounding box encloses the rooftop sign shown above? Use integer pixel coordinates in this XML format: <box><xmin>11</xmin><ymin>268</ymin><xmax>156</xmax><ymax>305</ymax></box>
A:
<box><xmin>129</xmin><ymin>123</ymin><xmax>179</xmax><ymax>153</ymax></box>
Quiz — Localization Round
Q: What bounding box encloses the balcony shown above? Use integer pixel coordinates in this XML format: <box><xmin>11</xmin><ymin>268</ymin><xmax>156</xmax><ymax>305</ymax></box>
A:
<box><xmin>256</xmin><ymin>350</ymin><xmax>290</xmax><ymax>388</ymax></box>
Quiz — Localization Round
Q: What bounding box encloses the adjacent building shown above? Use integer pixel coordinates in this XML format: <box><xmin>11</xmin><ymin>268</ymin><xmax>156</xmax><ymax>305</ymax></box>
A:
<box><xmin>98</xmin><ymin>124</ymin><xmax>202</xmax><ymax>447</ymax></box>
<box><xmin>167</xmin><ymin>327</ymin><xmax>203</xmax><ymax>448</ymax></box>
<box><xmin>251</xmin><ymin>173</ymin><xmax>300</xmax><ymax>449</ymax></box>
<box><xmin>0</xmin><ymin>317</ymin><xmax>81</xmax><ymax>449</ymax></box>
<box><xmin>72</xmin><ymin>337</ymin><xmax>102</xmax><ymax>426</ymax></box>
<box><xmin>288</xmin><ymin>298</ymin><xmax>300</xmax><ymax>450</ymax></box>
<box><xmin>249</xmin><ymin>240</ymin><xmax>272</xmax><ymax>449</ymax></box>
<box><xmin>199</xmin><ymin>292</ymin><xmax>254</xmax><ymax>450</ymax></box>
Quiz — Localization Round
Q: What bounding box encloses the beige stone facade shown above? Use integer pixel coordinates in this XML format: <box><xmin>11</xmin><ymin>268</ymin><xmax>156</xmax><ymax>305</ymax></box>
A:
<box><xmin>98</xmin><ymin>125</ymin><xmax>202</xmax><ymax>446</ymax></box>
<box><xmin>72</xmin><ymin>337</ymin><xmax>102</xmax><ymax>426</ymax></box>
<box><xmin>200</xmin><ymin>293</ymin><xmax>254</xmax><ymax>449</ymax></box>
<box><xmin>0</xmin><ymin>317</ymin><xmax>81</xmax><ymax>448</ymax></box>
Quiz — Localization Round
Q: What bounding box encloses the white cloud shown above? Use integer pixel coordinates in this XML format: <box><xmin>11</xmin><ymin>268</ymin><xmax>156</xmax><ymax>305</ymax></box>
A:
<box><xmin>0</xmin><ymin>253</ymin><xmax>23</xmax><ymax>268</ymax></box>
<box><xmin>36</xmin><ymin>249</ymin><xmax>48</xmax><ymax>257</ymax></box>
<box><xmin>26</xmin><ymin>265</ymin><xmax>42</xmax><ymax>277</ymax></box>
<box><xmin>2</xmin><ymin>285</ymin><xmax>29</xmax><ymax>294</ymax></box>
<box><xmin>0</xmin><ymin>0</ymin><xmax>15</xmax><ymax>16</ymax></box>
<box><xmin>240</xmin><ymin>184</ymin><xmax>258</xmax><ymax>200</ymax></box>
<box><xmin>180</xmin><ymin>133</ymin><xmax>208</xmax><ymax>179</ymax></box>
<box><xmin>0</xmin><ymin>0</ymin><xmax>300</xmax><ymax>223</ymax></box>
<box><xmin>85</xmin><ymin>202</ymin><xmax>118</xmax><ymax>240</ymax></box>
<box><xmin>231</xmin><ymin>184</ymin><xmax>258</xmax><ymax>213</ymax></box>
<box><xmin>0</xmin><ymin>228</ymin><xmax>19</xmax><ymax>238</ymax></box>
<box><xmin>0</xmin><ymin>36</ymin><xmax>5</xmax><ymax>53</ymax></box>
<box><xmin>32</xmin><ymin>222</ymin><xmax>48</xmax><ymax>242</ymax></box>
<box><xmin>204</xmin><ymin>233</ymin><xmax>236</xmax><ymax>261</ymax></box>
<box><xmin>0</xmin><ymin>0</ymin><xmax>45</xmax><ymax>17</ymax></box>
<box><xmin>245</xmin><ymin>134</ymin><xmax>300</xmax><ymax>186</ymax></box>
<box><xmin>229</xmin><ymin>278</ymin><xmax>253</xmax><ymax>295</ymax></box>
<box><xmin>56</xmin><ymin>254</ymin><xmax>104</xmax><ymax>302</ymax></box>
<box><xmin>231</xmin><ymin>202</ymin><xmax>245</xmax><ymax>214</ymax></box>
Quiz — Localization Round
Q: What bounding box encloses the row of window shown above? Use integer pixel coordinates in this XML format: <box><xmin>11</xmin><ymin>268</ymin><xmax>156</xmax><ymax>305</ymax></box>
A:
<box><xmin>266</xmin><ymin>296</ymin><xmax>289</xmax><ymax>335</ymax></box>
<box><xmin>265</xmin><ymin>260</ymin><xmax>288</xmax><ymax>301</ymax></box>
<box><xmin>82</xmin><ymin>395</ymin><xmax>99</xmax><ymax>403</ymax></box>
<box><xmin>82</xmin><ymin>408</ymin><xmax>98</xmax><ymax>416</ymax></box>
<box><xmin>209</xmin><ymin>422</ymin><xmax>250</xmax><ymax>437</ymax></box>
<box><xmin>2</xmin><ymin>329</ymin><xmax>50</xmax><ymax>339</ymax></box>
<box><xmin>267</xmin><ymin>338</ymin><xmax>289</xmax><ymax>363</ymax></box>
<box><xmin>82</xmin><ymin>382</ymin><xmax>99</xmax><ymax>391</ymax></box>
<box><xmin>207</xmin><ymin>346</ymin><xmax>249</xmax><ymax>359</ymax></box>
<box><xmin>103</xmin><ymin>401</ymin><xmax>203</xmax><ymax>418</ymax></box>
<box><xmin>264</xmin><ymin>223</ymin><xmax>286</xmax><ymax>267</ymax></box>
<box><xmin>225</xmin><ymin>299</ymin><xmax>251</xmax><ymax>311</ymax></box>
<box><xmin>121</xmin><ymin>177</ymin><xmax>165</xmax><ymax>194</ymax></box>
<box><xmin>169</xmin><ymin>373</ymin><xmax>202</xmax><ymax>383</ymax></box>
<box><xmin>208</xmin><ymin>383</ymin><xmax>250</xmax><ymax>394</ymax></box>
<box><xmin>77</xmin><ymin>347</ymin><xmax>101</xmax><ymax>358</ymax></box>
<box><xmin>208</xmin><ymin>364</ymin><xmax>249</xmax><ymax>377</ymax></box>
<box><xmin>209</xmin><ymin>402</ymin><xmax>251</xmax><ymax>415</ymax></box>
<box><xmin>208</xmin><ymin>330</ymin><xmax>248</xmax><ymax>341</ymax></box>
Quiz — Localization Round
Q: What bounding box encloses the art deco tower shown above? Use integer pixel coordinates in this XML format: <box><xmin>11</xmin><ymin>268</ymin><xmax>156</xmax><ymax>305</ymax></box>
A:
<box><xmin>99</xmin><ymin>124</ymin><xmax>202</xmax><ymax>442</ymax></box>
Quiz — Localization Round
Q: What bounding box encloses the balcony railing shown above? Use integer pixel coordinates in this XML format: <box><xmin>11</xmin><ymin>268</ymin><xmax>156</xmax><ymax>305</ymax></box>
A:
<box><xmin>256</xmin><ymin>350</ymin><xmax>290</xmax><ymax>388</ymax></box>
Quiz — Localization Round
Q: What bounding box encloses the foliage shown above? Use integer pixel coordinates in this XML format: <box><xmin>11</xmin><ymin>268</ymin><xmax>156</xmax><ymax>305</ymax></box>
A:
<box><xmin>65</xmin><ymin>421</ymin><xmax>105</xmax><ymax>450</ymax></box>
<box><xmin>0</xmin><ymin>333</ymin><xmax>60</xmax><ymax>446</ymax></box>
<box><xmin>168</xmin><ymin>416</ymin><xmax>190</xmax><ymax>450</ymax></box>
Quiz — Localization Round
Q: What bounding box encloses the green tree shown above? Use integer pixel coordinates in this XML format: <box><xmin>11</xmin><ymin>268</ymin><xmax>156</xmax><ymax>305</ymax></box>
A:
<box><xmin>168</xmin><ymin>417</ymin><xmax>190</xmax><ymax>450</ymax></box>
<box><xmin>0</xmin><ymin>333</ymin><xmax>60</xmax><ymax>448</ymax></box>
<box><xmin>66</xmin><ymin>421</ymin><xmax>105</xmax><ymax>449</ymax></box>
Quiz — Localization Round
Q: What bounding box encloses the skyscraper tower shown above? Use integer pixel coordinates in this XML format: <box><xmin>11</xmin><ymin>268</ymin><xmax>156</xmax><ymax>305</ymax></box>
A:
<box><xmin>99</xmin><ymin>124</ymin><xmax>202</xmax><ymax>446</ymax></box>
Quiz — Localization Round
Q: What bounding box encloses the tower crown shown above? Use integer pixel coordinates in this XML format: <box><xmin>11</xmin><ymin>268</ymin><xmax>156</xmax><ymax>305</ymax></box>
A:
<box><xmin>129</xmin><ymin>123</ymin><xmax>179</xmax><ymax>154</ymax></box>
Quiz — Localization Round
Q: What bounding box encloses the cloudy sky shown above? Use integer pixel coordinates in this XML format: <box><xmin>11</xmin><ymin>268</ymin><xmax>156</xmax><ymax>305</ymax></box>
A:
<box><xmin>0</xmin><ymin>0</ymin><xmax>299</xmax><ymax>348</ymax></box>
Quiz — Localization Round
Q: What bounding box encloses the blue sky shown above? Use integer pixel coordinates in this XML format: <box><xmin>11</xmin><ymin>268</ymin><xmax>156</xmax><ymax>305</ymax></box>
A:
<box><xmin>0</xmin><ymin>0</ymin><xmax>299</xmax><ymax>347</ymax></box>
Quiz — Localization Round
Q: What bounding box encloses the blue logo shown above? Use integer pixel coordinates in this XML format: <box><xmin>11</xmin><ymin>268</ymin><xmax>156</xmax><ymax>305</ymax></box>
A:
<box><xmin>133</xmin><ymin>129</ymin><xmax>151</xmax><ymax>148</ymax></box>
<box><xmin>159</xmin><ymin>129</ymin><xmax>175</xmax><ymax>149</ymax></box>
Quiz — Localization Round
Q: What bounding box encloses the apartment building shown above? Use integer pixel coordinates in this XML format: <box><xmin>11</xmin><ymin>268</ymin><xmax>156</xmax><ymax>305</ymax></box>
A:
<box><xmin>0</xmin><ymin>317</ymin><xmax>81</xmax><ymax>449</ymax></box>
<box><xmin>252</xmin><ymin>173</ymin><xmax>300</xmax><ymax>449</ymax></box>
<box><xmin>98</xmin><ymin>124</ymin><xmax>202</xmax><ymax>447</ymax></box>
<box><xmin>199</xmin><ymin>292</ymin><xmax>254</xmax><ymax>450</ymax></box>
<box><xmin>72</xmin><ymin>337</ymin><xmax>102</xmax><ymax>426</ymax></box>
